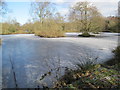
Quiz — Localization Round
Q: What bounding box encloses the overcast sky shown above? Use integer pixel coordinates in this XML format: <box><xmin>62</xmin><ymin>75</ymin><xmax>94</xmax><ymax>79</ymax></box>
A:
<box><xmin>3</xmin><ymin>0</ymin><xmax>119</xmax><ymax>25</ymax></box>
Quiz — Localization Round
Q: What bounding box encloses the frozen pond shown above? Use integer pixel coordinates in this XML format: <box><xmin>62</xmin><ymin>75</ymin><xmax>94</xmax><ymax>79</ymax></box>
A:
<box><xmin>0</xmin><ymin>32</ymin><xmax>119</xmax><ymax>88</ymax></box>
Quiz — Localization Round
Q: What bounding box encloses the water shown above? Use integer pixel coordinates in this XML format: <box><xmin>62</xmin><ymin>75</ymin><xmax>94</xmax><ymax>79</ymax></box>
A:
<box><xmin>1</xmin><ymin>33</ymin><xmax>119</xmax><ymax>88</ymax></box>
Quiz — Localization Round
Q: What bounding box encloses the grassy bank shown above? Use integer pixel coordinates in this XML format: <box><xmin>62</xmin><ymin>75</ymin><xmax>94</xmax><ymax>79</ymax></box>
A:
<box><xmin>53</xmin><ymin>46</ymin><xmax>120</xmax><ymax>89</ymax></box>
<box><xmin>54</xmin><ymin>64</ymin><xmax>119</xmax><ymax>89</ymax></box>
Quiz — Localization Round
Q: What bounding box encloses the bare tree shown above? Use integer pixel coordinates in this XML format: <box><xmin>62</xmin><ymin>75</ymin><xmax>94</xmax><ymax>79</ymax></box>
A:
<box><xmin>30</xmin><ymin>1</ymin><xmax>55</xmax><ymax>24</ymax></box>
<box><xmin>0</xmin><ymin>0</ymin><xmax>8</xmax><ymax>15</ymax></box>
<box><xmin>54</xmin><ymin>12</ymin><xmax>65</xmax><ymax>30</ymax></box>
<box><xmin>69</xmin><ymin>2</ymin><xmax>105</xmax><ymax>35</ymax></box>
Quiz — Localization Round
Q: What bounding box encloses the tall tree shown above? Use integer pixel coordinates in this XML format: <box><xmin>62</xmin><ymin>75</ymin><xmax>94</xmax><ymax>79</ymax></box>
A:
<box><xmin>54</xmin><ymin>12</ymin><xmax>65</xmax><ymax>30</ymax></box>
<box><xmin>69</xmin><ymin>2</ymin><xmax>105</xmax><ymax>35</ymax></box>
<box><xmin>30</xmin><ymin>1</ymin><xmax>55</xmax><ymax>24</ymax></box>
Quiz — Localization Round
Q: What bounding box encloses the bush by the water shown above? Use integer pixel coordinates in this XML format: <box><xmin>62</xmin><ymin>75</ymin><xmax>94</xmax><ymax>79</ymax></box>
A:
<box><xmin>35</xmin><ymin>30</ymin><xmax>64</xmax><ymax>38</ymax></box>
<box><xmin>78</xmin><ymin>32</ymin><xmax>95</xmax><ymax>37</ymax></box>
<box><xmin>33</xmin><ymin>21</ymin><xmax>65</xmax><ymax>38</ymax></box>
<box><xmin>1</xmin><ymin>20</ymin><xmax>65</xmax><ymax>38</ymax></box>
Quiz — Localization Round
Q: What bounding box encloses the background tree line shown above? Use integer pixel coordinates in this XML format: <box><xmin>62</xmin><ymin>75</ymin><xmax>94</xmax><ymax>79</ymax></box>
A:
<box><xmin>1</xmin><ymin>1</ymin><xmax>119</xmax><ymax>37</ymax></box>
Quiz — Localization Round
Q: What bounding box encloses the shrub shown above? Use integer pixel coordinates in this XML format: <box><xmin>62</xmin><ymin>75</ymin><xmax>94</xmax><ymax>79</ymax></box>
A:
<box><xmin>35</xmin><ymin>30</ymin><xmax>64</xmax><ymax>38</ymax></box>
<box><xmin>78</xmin><ymin>32</ymin><xmax>95</xmax><ymax>37</ymax></box>
<box><xmin>34</xmin><ymin>21</ymin><xmax>65</xmax><ymax>38</ymax></box>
